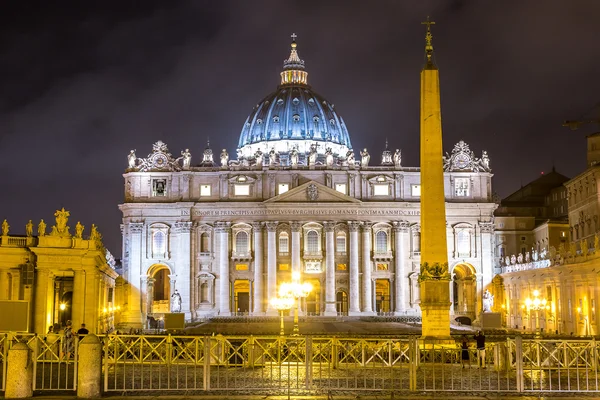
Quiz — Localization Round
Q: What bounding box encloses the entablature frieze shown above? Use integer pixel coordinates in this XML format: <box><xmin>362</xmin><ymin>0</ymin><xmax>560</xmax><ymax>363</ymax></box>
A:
<box><xmin>187</xmin><ymin>208</ymin><xmax>422</xmax><ymax>217</ymax></box>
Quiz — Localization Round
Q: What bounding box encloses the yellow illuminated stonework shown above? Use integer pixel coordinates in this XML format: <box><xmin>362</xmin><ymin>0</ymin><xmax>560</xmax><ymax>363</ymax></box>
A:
<box><xmin>418</xmin><ymin>18</ymin><xmax>451</xmax><ymax>339</ymax></box>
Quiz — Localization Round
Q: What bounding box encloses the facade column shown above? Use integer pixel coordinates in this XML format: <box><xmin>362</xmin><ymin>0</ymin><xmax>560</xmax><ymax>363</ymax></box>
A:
<box><xmin>215</xmin><ymin>222</ymin><xmax>231</xmax><ymax>316</ymax></box>
<box><xmin>252</xmin><ymin>222</ymin><xmax>264</xmax><ymax>314</ymax></box>
<box><xmin>146</xmin><ymin>277</ymin><xmax>155</xmax><ymax>316</ymax></box>
<box><xmin>34</xmin><ymin>269</ymin><xmax>51</xmax><ymax>334</ymax></box>
<box><xmin>265</xmin><ymin>222</ymin><xmax>278</xmax><ymax>315</ymax></box>
<box><xmin>290</xmin><ymin>222</ymin><xmax>302</xmax><ymax>274</ymax></box>
<box><xmin>393</xmin><ymin>221</ymin><xmax>410</xmax><ymax>315</ymax></box>
<box><xmin>71</xmin><ymin>270</ymin><xmax>85</xmax><ymax>331</ymax></box>
<box><xmin>0</xmin><ymin>270</ymin><xmax>8</xmax><ymax>300</ymax></box>
<box><xmin>123</xmin><ymin>222</ymin><xmax>144</xmax><ymax>328</ymax></box>
<box><xmin>174</xmin><ymin>221</ymin><xmax>192</xmax><ymax>320</ymax></box>
<box><xmin>348</xmin><ymin>222</ymin><xmax>361</xmax><ymax>315</ymax></box>
<box><xmin>362</xmin><ymin>222</ymin><xmax>374</xmax><ymax>314</ymax></box>
<box><xmin>324</xmin><ymin>222</ymin><xmax>337</xmax><ymax>316</ymax></box>
<box><xmin>479</xmin><ymin>222</ymin><xmax>494</xmax><ymax>289</ymax></box>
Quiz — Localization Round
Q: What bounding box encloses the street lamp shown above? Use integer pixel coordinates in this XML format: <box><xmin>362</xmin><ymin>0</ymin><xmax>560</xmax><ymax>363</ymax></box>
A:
<box><xmin>278</xmin><ymin>271</ymin><xmax>313</xmax><ymax>335</ymax></box>
<box><xmin>270</xmin><ymin>296</ymin><xmax>294</xmax><ymax>335</ymax></box>
<box><xmin>522</xmin><ymin>290</ymin><xmax>549</xmax><ymax>334</ymax></box>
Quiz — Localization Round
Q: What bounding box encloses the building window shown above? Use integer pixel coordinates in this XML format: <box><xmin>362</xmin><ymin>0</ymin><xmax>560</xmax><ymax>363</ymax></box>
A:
<box><xmin>234</xmin><ymin>184</ymin><xmax>250</xmax><ymax>196</ymax></box>
<box><xmin>375</xmin><ymin>231</ymin><xmax>388</xmax><ymax>252</ymax></box>
<box><xmin>278</xmin><ymin>183</ymin><xmax>289</xmax><ymax>195</ymax></box>
<box><xmin>235</xmin><ymin>231</ymin><xmax>249</xmax><ymax>253</ymax></box>
<box><xmin>373</xmin><ymin>184</ymin><xmax>389</xmax><ymax>196</ymax></box>
<box><xmin>411</xmin><ymin>184</ymin><xmax>421</xmax><ymax>197</ymax></box>
<box><xmin>279</xmin><ymin>233</ymin><xmax>289</xmax><ymax>253</ymax></box>
<box><xmin>152</xmin><ymin>231</ymin><xmax>166</xmax><ymax>258</ymax></box>
<box><xmin>279</xmin><ymin>263</ymin><xmax>289</xmax><ymax>271</ymax></box>
<box><xmin>455</xmin><ymin>178</ymin><xmax>470</xmax><ymax>197</ymax></box>
<box><xmin>235</xmin><ymin>264</ymin><xmax>248</xmax><ymax>271</ymax></box>
<box><xmin>306</xmin><ymin>230</ymin><xmax>319</xmax><ymax>253</ymax></box>
<box><xmin>335</xmin><ymin>183</ymin><xmax>347</xmax><ymax>194</ymax></box>
<box><xmin>292</xmin><ymin>114</ymin><xmax>300</xmax><ymax>122</ymax></box>
<box><xmin>457</xmin><ymin>230</ymin><xmax>470</xmax><ymax>256</ymax></box>
<box><xmin>336</xmin><ymin>233</ymin><xmax>346</xmax><ymax>253</ymax></box>
<box><xmin>337</xmin><ymin>263</ymin><xmax>347</xmax><ymax>271</ymax></box>
<box><xmin>200</xmin><ymin>185</ymin><xmax>211</xmax><ymax>197</ymax></box>
<box><xmin>153</xmin><ymin>179</ymin><xmax>167</xmax><ymax>197</ymax></box>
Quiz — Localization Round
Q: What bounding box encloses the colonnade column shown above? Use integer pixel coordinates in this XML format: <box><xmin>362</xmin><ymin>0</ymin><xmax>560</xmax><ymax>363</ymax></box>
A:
<box><xmin>34</xmin><ymin>269</ymin><xmax>51</xmax><ymax>334</ymax></box>
<box><xmin>265</xmin><ymin>222</ymin><xmax>279</xmax><ymax>315</ymax></box>
<box><xmin>290</xmin><ymin>222</ymin><xmax>302</xmax><ymax>274</ymax></box>
<box><xmin>362</xmin><ymin>222</ymin><xmax>374</xmax><ymax>314</ymax></box>
<box><xmin>0</xmin><ymin>270</ymin><xmax>8</xmax><ymax>300</ymax></box>
<box><xmin>71</xmin><ymin>270</ymin><xmax>85</xmax><ymax>331</ymax></box>
<box><xmin>252</xmin><ymin>222</ymin><xmax>264</xmax><ymax>314</ymax></box>
<box><xmin>324</xmin><ymin>222</ymin><xmax>337</xmax><ymax>316</ymax></box>
<box><xmin>393</xmin><ymin>221</ymin><xmax>409</xmax><ymax>315</ymax></box>
<box><xmin>215</xmin><ymin>222</ymin><xmax>231</xmax><ymax>316</ymax></box>
<box><xmin>124</xmin><ymin>222</ymin><xmax>144</xmax><ymax>328</ymax></box>
<box><xmin>348</xmin><ymin>222</ymin><xmax>361</xmax><ymax>315</ymax></box>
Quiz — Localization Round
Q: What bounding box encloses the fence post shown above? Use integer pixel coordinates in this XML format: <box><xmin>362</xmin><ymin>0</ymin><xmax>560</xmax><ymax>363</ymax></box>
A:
<box><xmin>103</xmin><ymin>334</ymin><xmax>109</xmax><ymax>392</ymax></box>
<box><xmin>409</xmin><ymin>336</ymin><xmax>417</xmax><ymax>392</ymax></box>
<box><xmin>248</xmin><ymin>335</ymin><xmax>255</xmax><ymax>369</ymax></box>
<box><xmin>332</xmin><ymin>337</ymin><xmax>338</xmax><ymax>369</ymax></box>
<box><xmin>515</xmin><ymin>335</ymin><xmax>523</xmax><ymax>392</ymax></box>
<box><xmin>77</xmin><ymin>334</ymin><xmax>102</xmax><ymax>398</ymax></box>
<box><xmin>5</xmin><ymin>342</ymin><xmax>33</xmax><ymax>398</ymax></box>
<box><xmin>203</xmin><ymin>336</ymin><xmax>210</xmax><ymax>391</ymax></box>
<box><xmin>592</xmin><ymin>337</ymin><xmax>598</xmax><ymax>372</ymax></box>
<box><xmin>305</xmin><ymin>336</ymin><xmax>313</xmax><ymax>390</ymax></box>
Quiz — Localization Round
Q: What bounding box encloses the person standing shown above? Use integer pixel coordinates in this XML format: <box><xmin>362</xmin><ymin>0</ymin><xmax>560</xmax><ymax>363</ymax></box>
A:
<box><xmin>461</xmin><ymin>335</ymin><xmax>470</xmax><ymax>368</ymax></box>
<box><xmin>61</xmin><ymin>321</ymin><xmax>75</xmax><ymax>362</ymax></box>
<box><xmin>474</xmin><ymin>330</ymin><xmax>486</xmax><ymax>368</ymax></box>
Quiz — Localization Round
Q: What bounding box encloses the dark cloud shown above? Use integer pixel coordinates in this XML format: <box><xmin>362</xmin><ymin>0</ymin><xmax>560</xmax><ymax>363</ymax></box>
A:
<box><xmin>1</xmin><ymin>0</ymin><xmax>599</xmax><ymax>253</ymax></box>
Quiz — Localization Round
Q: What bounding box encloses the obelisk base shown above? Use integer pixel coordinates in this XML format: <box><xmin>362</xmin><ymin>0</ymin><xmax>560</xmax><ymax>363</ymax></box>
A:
<box><xmin>420</xmin><ymin>280</ymin><xmax>451</xmax><ymax>340</ymax></box>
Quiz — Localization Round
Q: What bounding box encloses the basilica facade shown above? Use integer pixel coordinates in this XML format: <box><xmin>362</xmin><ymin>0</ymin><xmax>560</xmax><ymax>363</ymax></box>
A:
<box><xmin>119</xmin><ymin>38</ymin><xmax>497</xmax><ymax>328</ymax></box>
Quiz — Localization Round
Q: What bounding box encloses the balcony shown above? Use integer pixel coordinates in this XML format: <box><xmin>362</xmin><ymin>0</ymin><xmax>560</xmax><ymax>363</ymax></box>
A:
<box><xmin>372</xmin><ymin>250</ymin><xmax>393</xmax><ymax>261</ymax></box>
<box><xmin>231</xmin><ymin>251</ymin><xmax>252</xmax><ymax>261</ymax></box>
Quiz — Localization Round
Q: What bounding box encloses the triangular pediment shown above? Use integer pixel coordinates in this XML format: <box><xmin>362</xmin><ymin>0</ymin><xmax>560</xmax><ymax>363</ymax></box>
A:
<box><xmin>264</xmin><ymin>180</ymin><xmax>361</xmax><ymax>203</ymax></box>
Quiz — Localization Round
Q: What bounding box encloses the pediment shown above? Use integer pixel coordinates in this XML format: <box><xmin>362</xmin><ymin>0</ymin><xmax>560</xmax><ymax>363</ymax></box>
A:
<box><xmin>264</xmin><ymin>181</ymin><xmax>361</xmax><ymax>204</ymax></box>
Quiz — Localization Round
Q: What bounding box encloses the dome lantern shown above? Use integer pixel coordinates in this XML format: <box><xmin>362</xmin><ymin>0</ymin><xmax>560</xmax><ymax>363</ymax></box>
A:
<box><xmin>280</xmin><ymin>33</ymin><xmax>308</xmax><ymax>86</ymax></box>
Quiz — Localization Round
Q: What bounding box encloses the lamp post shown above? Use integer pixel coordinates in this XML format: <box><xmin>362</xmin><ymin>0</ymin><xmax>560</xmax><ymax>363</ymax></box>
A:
<box><xmin>278</xmin><ymin>271</ymin><xmax>313</xmax><ymax>335</ymax></box>
<box><xmin>522</xmin><ymin>289</ymin><xmax>548</xmax><ymax>334</ymax></box>
<box><xmin>270</xmin><ymin>296</ymin><xmax>294</xmax><ymax>335</ymax></box>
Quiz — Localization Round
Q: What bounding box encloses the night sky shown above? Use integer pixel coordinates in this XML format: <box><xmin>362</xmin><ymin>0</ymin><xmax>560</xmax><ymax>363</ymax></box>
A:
<box><xmin>1</xmin><ymin>1</ymin><xmax>599</xmax><ymax>254</ymax></box>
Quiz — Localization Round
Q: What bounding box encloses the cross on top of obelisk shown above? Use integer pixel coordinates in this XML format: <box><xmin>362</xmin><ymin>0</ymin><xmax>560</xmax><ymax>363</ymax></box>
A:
<box><xmin>291</xmin><ymin>32</ymin><xmax>297</xmax><ymax>42</ymax></box>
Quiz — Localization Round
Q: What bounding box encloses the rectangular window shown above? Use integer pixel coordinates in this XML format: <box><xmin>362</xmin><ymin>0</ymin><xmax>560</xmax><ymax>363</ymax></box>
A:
<box><xmin>278</xmin><ymin>183</ymin><xmax>289</xmax><ymax>195</ymax></box>
<box><xmin>235</xmin><ymin>264</ymin><xmax>248</xmax><ymax>271</ymax></box>
<box><xmin>152</xmin><ymin>179</ymin><xmax>167</xmax><ymax>197</ymax></box>
<box><xmin>234</xmin><ymin>184</ymin><xmax>250</xmax><ymax>196</ymax></box>
<box><xmin>335</xmin><ymin>183</ymin><xmax>347</xmax><ymax>194</ymax></box>
<box><xmin>200</xmin><ymin>185</ymin><xmax>211</xmax><ymax>197</ymax></box>
<box><xmin>279</xmin><ymin>236</ymin><xmax>289</xmax><ymax>253</ymax></box>
<box><xmin>373</xmin><ymin>184</ymin><xmax>389</xmax><ymax>196</ymax></box>
<box><xmin>411</xmin><ymin>184</ymin><xmax>421</xmax><ymax>197</ymax></box>
<box><xmin>336</xmin><ymin>236</ymin><xmax>346</xmax><ymax>252</ymax></box>
<box><xmin>454</xmin><ymin>177</ymin><xmax>470</xmax><ymax>197</ymax></box>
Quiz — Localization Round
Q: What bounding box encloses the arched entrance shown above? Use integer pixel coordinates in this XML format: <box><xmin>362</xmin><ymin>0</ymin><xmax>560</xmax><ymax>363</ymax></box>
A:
<box><xmin>234</xmin><ymin>280</ymin><xmax>250</xmax><ymax>314</ymax></box>
<box><xmin>452</xmin><ymin>263</ymin><xmax>476</xmax><ymax>320</ymax></box>
<box><xmin>148</xmin><ymin>265</ymin><xmax>171</xmax><ymax>314</ymax></box>
<box><xmin>336</xmin><ymin>290</ymin><xmax>348</xmax><ymax>315</ymax></box>
<box><xmin>375</xmin><ymin>279</ymin><xmax>391</xmax><ymax>314</ymax></box>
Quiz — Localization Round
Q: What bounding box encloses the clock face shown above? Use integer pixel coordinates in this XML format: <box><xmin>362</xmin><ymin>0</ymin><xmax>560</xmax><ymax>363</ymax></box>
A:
<box><xmin>455</xmin><ymin>154</ymin><xmax>470</xmax><ymax>169</ymax></box>
<box><xmin>153</xmin><ymin>154</ymin><xmax>168</xmax><ymax>168</ymax></box>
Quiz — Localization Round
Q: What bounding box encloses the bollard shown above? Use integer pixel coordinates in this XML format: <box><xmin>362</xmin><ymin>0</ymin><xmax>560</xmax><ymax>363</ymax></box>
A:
<box><xmin>6</xmin><ymin>342</ymin><xmax>33</xmax><ymax>398</ymax></box>
<box><xmin>77</xmin><ymin>334</ymin><xmax>102</xmax><ymax>398</ymax></box>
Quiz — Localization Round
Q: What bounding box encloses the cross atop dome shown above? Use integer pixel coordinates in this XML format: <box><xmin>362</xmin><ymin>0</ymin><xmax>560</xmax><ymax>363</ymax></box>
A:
<box><xmin>281</xmin><ymin>33</ymin><xmax>308</xmax><ymax>85</ymax></box>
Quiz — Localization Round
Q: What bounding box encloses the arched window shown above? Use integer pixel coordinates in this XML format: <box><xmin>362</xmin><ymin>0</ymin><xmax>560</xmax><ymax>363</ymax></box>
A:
<box><xmin>200</xmin><ymin>233</ymin><xmax>209</xmax><ymax>252</ymax></box>
<box><xmin>375</xmin><ymin>231</ymin><xmax>388</xmax><ymax>252</ymax></box>
<box><xmin>306</xmin><ymin>230</ymin><xmax>319</xmax><ymax>253</ymax></box>
<box><xmin>236</xmin><ymin>231</ymin><xmax>249</xmax><ymax>253</ymax></box>
<box><xmin>336</xmin><ymin>233</ymin><xmax>346</xmax><ymax>253</ymax></box>
<box><xmin>153</xmin><ymin>231</ymin><xmax>166</xmax><ymax>257</ymax></box>
<box><xmin>457</xmin><ymin>230</ymin><xmax>470</xmax><ymax>256</ymax></box>
<box><xmin>279</xmin><ymin>232</ymin><xmax>289</xmax><ymax>253</ymax></box>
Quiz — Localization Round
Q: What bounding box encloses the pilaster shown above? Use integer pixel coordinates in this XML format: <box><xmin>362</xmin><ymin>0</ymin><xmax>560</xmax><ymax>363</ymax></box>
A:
<box><xmin>324</xmin><ymin>221</ymin><xmax>337</xmax><ymax>316</ymax></box>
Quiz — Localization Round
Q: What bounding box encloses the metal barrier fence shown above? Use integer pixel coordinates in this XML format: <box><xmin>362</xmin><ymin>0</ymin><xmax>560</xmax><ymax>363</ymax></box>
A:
<box><xmin>3</xmin><ymin>332</ymin><xmax>600</xmax><ymax>395</ymax></box>
<box><xmin>1</xmin><ymin>333</ymin><xmax>77</xmax><ymax>392</ymax></box>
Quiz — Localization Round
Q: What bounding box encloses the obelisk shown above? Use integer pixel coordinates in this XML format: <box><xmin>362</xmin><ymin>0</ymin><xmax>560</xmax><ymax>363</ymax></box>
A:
<box><xmin>418</xmin><ymin>18</ymin><xmax>451</xmax><ymax>339</ymax></box>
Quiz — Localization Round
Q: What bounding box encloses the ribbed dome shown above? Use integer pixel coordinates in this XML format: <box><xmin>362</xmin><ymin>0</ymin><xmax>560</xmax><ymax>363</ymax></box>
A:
<box><xmin>237</xmin><ymin>36</ymin><xmax>352</xmax><ymax>159</ymax></box>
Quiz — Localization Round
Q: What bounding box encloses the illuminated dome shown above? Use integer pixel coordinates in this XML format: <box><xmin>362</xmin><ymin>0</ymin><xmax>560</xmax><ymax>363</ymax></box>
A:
<box><xmin>237</xmin><ymin>35</ymin><xmax>352</xmax><ymax>160</ymax></box>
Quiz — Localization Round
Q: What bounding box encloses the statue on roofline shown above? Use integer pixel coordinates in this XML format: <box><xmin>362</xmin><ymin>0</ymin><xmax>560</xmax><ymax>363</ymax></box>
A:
<box><xmin>393</xmin><ymin>149</ymin><xmax>402</xmax><ymax>168</ymax></box>
<box><xmin>220</xmin><ymin>149</ymin><xmax>229</xmax><ymax>167</ymax></box>
<box><xmin>75</xmin><ymin>221</ymin><xmax>84</xmax><ymax>239</ymax></box>
<box><xmin>360</xmin><ymin>148</ymin><xmax>370</xmax><ymax>168</ymax></box>
<box><xmin>127</xmin><ymin>150</ymin><xmax>137</xmax><ymax>169</ymax></box>
<box><xmin>38</xmin><ymin>220</ymin><xmax>46</xmax><ymax>237</ymax></box>
<box><xmin>26</xmin><ymin>220</ymin><xmax>33</xmax><ymax>237</ymax></box>
<box><xmin>181</xmin><ymin>149</ymin><xmax>192</xmax><ymax>170</ymax></box>
<box><xmin>1</xmin><ymin>219</ymin><xmax>9</xmax><ymax>236</ymax></box>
